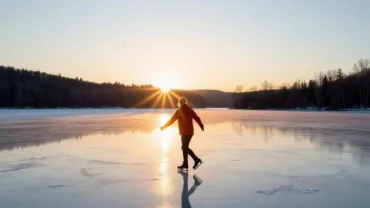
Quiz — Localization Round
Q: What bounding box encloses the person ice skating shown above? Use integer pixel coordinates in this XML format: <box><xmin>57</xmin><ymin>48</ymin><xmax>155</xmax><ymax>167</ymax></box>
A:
<box><xmin>160</xmin><ymin>97</ymin><xmax>204</xmax><ymax>170</ymax></box>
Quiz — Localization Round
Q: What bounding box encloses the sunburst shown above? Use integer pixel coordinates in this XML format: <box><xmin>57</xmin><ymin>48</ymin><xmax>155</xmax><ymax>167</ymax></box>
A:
<box><xmin>134</xmin><ymin>88</ymin><xmax>187</xmax><ymax>108</ymax></box>
<box><xmin>153</xmin><ymin>75</ymin><xmax>179</xmax><ymax>93</ymax></box>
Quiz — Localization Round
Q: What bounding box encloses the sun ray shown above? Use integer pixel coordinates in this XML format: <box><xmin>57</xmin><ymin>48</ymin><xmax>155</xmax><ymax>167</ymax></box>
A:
<box><xmin>167</xmin><ymin>92</ymin><xmax>176</xmax><ymax>108</ymax></box>
<box><xmin>135</xmin><ymin>90</ymin><xmax>161</xmax><ymax>107</ymax></box>
<box><xmin>169</xmin><ymin>91</ymin><xmax>198</xmax><ymax>108</ymax></box>
<box><xmin>169</xmin><ymin>91</ymin><xmax>181</xmax><ymax>100</ymax></box>
<box><xmin>152</xmin><ymin>92</ymin><xmax>163</xmax><ymax>108</ymax></box>
<box><xmin>169</xmin><ymin>91</ymin><xmax>186</xmax><ymax>107</ymax></box>
<box><xmin>161</xmin><ymin>93</ymin><xmax>168</xmax><ymax>108</ymax></box>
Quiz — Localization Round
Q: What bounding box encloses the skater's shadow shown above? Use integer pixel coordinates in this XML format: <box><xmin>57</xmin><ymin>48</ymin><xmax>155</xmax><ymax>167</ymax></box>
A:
<box><xmin>178</xmin><ymin>170</ymin><xmax>203</xmax><ymax>208</ymax></box>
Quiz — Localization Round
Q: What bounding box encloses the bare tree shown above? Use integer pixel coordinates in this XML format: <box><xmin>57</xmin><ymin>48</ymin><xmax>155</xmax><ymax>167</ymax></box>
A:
<box><xmin>261</xmin><ymin>80</ymin><xmax>272</xmax><ymax>91</ymax></box>
<box><xmin>291</xmin><ymin>80</ymin><xmax>301</xmax><ymax>90</ymax></box>
<box><xmin>326</xmin><ymin>69</ymin><xmax>337</xmax><ymax>83</ymax></box>
<box><xmin>268</xmin><ymin>83</ymin><xmax>274</xmax><ymax>90</ymax></box>
<box><xmin>280</xmin><ymin>83</ymin><xmax>290</xmax><ymax>89</ymax></box>
<box><xmin>243</xmin><ymin>85</ymin><xmax>249</xmax><ymax>93</ymax></box>
<box><xmin>235</xmin><ymin>85</ymin><xmax>244</xmax><ymax>93</ymax></box>
<box><xmin>232</xmin><ymin>85</ymin><xmax>244</xmax><ymax>108</ymax></box>
<box><xmin>249</xmin><ymin>86</ymin><xmax>258</xmax><ymax>92</ymax></box>
<box><xmin>353</xmin><ymin>58</ymin><xmax>369</xmax><ymax>107</ymax></box>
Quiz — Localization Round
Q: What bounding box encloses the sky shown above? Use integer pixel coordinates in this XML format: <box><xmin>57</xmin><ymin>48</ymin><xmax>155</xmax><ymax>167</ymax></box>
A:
<box><xmin>1</xmin><ymin>0</ymin><xmax>370</xmax><ymax>91</ymax></box>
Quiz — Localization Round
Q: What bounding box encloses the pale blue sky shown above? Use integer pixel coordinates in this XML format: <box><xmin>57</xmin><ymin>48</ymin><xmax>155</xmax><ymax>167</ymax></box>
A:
<box><xmin>1</xmin><ymin>0</ymin><xmax>370</xmax><ymax>91</ymax></box>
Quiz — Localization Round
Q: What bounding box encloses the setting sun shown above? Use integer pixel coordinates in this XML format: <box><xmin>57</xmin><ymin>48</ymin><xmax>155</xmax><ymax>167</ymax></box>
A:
<box><xmin>153</xmin><ymin>75</ymin><xmax>180</xmax><ymax>93</ymax></box>
<box><xmin>160</xmin><ymin>85</ymin><xmax>171</xmax><ymax>93</ymax></box>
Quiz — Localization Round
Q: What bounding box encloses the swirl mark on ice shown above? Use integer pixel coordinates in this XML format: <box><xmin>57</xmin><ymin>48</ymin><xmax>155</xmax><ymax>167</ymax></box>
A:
<box><xmin>0</xmin><ymin>162</ymin><xmax>36</xmax><ymax>172</ymax></box>
<box><xmin>257</xmin><ymin>185</ymin><xmax>319</xmax><ymax>195</ymax></box>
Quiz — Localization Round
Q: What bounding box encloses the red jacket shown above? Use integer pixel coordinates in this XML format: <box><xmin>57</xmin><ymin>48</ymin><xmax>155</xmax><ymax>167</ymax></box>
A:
<box><xmin>163</xmin><ymin>104</ymin><xmax>204</xmax><ymax>135</ymax></box>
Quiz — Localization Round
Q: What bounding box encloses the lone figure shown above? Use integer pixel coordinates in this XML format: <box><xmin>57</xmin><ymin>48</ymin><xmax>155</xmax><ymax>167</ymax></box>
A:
<box><xmin>160</xmin><ymin>97</ymin><xmax>204</xmax><ymax>170</ymax></box>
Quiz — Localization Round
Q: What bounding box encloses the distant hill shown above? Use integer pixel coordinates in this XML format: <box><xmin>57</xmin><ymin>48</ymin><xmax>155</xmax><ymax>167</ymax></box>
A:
<box><xmin>191</xmin><ymin>90</ymin><xmax>233</xmax><ymax>108</ymax></box>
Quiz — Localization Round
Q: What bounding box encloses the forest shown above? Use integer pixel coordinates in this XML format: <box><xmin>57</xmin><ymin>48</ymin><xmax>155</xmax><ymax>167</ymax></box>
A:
<box><xmin>0</xmin><ymin>66</ymin><xmax>207</xmax><ymax>108</ymax></box>
<box><xmin>232</xmin><ymin>58</ymin><xmax>370</xmax><ymax>110</ymax></box>
<box><xmin>3</xmin><ymin>58</ymin><xmax>370</xmax><ymax>110</ymax></box>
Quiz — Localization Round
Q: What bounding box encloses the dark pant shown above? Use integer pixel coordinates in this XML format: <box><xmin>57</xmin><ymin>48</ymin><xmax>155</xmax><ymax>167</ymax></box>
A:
<box><xmin>181</xmin><ymin>135</ymin><xmax>199</xmax><ymax>164</ymax></box>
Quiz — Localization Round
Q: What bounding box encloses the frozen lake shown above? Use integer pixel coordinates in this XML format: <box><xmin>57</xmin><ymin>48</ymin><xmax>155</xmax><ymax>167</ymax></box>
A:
<box><xmin>1</xmin><ymin>109</ymin><xmax>370</xmax><ymax>208</ymax></box>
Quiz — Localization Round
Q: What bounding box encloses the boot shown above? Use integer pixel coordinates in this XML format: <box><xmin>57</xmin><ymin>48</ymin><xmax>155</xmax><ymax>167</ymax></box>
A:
<box><xmin>193</xmin><ymin>158</ymin><xmax>203</xmax><ymax>170</ymax></box>
<box><xmin>177</xmin><ymin>161</ymin><xmax>189</xmax><ymax>169</ymax></box>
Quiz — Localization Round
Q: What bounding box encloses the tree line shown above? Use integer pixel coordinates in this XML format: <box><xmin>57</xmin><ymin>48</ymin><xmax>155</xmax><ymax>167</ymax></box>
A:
<box><xmin>0</xmin><ymin>66</ymin><xmax>207</xmax><ymax>108</ymax></box>
<box><xmin>232</xmin><ymin>58</ymin><xmax>370</xmax><ymax>110</ymax></box>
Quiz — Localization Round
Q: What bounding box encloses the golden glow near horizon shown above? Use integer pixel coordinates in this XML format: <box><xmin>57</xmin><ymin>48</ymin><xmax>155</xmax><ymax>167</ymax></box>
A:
<box><xmin>153</xmin><ymin>75</ymin><xmax>180</xmax><ymax>93</ymax></box>
<box><xmin>135</xmin><ymin>78</ymin><xmax>183</xmax><ymax>108</ymax></box>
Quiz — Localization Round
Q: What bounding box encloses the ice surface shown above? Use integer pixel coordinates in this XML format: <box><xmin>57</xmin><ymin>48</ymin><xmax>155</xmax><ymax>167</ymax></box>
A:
<box><xmin>0</xmin><ymin>162</ymin><xmax>36</xmax><ymax>172</ymax></box>
<box><xmin>0</xmin><ymin>109</ymin><xmax>370</xmax><ymax>207</ymax></box>
<box><xmin>256</xmin><ymin>185</ymin><xmax>320</xmax><ymax>195</ymax></box>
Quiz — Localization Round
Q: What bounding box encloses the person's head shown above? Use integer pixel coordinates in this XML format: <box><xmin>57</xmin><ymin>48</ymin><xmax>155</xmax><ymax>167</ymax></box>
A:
<box><xmin>177</xmin><ymin>97</ymin><xmax>188</xmax><ymax>108</ymax></box>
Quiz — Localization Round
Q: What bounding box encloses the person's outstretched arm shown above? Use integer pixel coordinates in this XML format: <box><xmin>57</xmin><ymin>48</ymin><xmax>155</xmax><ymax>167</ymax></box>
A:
<box><xmin>161</xmin><ymin>111</ymin><xmax>179</xmax><ymax>130</ymax></box>
<box><xmin>192</xmin><ymin>110</ymin><xmax>204</xmax><ymax>131</ymax></box>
